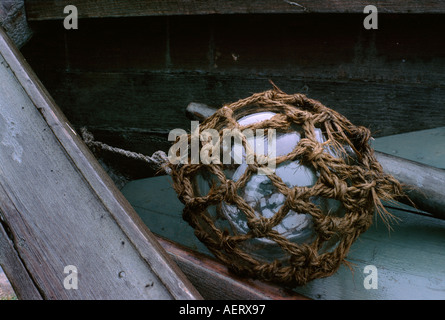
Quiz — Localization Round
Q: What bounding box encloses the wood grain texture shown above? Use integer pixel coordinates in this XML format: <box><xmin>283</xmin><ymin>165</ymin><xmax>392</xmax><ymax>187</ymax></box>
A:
<box><xmin>0</xmin><ymin>26</ymin><xmax>201</xmax><ymax>300</ymax></box>
<box><xmin>40</xmin><ymin>71</ymin><xmax>445</xmax><ymax>138</ymax></box>
<box><xmin>25</xmin><ymin>0</ymin><xmax>445</xmax><ymax>20</ymax></box>
<box><xmin>21</xmin><ymin>15</ymin><xmax>445</xmax><ymax>138</ymax></box>
<box><xmin>23</xmin><ymin>15</ymin><xmax>445</xmax><ymax>85</ymax></box>
<box><xmin>0</xmin><ymin>0</ymin><xmax>32</xmax><ymax>47</ymax></box>
<box><xmin>0</xmin><ymin>207</ymin><xmax>42</xmax><ymax>300</ymax></box>
<box><xmin>122</xmin><ymin>175</ymin><xmax>445</xmax><ymax>300</ymax></box>
<box><xmin>376</xmin><ymin>152</ymin><xmax>445</xmax><ymax>220</ymax></box>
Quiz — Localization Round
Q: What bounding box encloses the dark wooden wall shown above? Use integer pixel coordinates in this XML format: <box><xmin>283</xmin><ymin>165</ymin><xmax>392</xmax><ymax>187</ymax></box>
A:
<box><xmin>20</xmin><ymin>14</ymin><xmax>445</xmax><ymax>180</ymax></box>
<box><xmin>23</xmin><ymin>0</ymin><xmax>445</xmax><ymax>17</ymax></box>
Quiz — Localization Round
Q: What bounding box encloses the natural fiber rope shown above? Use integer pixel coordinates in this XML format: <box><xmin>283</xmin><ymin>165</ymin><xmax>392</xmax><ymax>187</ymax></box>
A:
<box><xmin>169</xmin><ymin>87</ymin><xmax>404</xmax><ymax>286</ymax></box>
<box><xmin>80</xmin><ymin>127</ymin><xmax>171</xmax><ymax>174</ymax></box>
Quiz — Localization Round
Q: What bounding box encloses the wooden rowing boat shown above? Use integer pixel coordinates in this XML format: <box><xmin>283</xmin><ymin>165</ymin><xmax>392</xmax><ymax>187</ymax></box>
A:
<box><xmin>1</xmin><ymin>1</ymin><xmax>444</xmax><ymax>300</ymax></box>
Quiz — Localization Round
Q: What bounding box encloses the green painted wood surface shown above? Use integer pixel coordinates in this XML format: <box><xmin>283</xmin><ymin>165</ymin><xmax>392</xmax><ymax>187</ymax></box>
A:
<box><xmin>121</xmin><ymin>174</ymin><xmax>445</xmax><ymax>300</ymax></box>
<box><xmin>372</xmin><ymin>126</ymin><xmax>445</xmax><ymax>170</ymax></box>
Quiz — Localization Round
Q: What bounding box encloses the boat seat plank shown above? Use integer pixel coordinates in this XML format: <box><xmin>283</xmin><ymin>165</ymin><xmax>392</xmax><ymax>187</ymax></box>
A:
<box><xmin>0</xmin><ymin>27</ymin><xmax>200</xmax><ymax>300</ymax></box>
<box><xmin>122</xmin><ymin>174</ymin><xmax>445</xmax><ymax>300</ymax></box>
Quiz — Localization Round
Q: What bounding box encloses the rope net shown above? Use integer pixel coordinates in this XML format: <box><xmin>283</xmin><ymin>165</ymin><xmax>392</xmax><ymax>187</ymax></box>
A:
<box><xmin>169</xmin><ymin>87</ymin><xmax>404</xmax><ymax>286</ymax></box>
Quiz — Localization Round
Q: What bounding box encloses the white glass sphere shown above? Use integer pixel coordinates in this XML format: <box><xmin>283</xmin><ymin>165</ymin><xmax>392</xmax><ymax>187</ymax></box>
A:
<box><xmin>196</xmin><ymin>111</ymin><xmax>353</xmax><ymax>262</ymax></box>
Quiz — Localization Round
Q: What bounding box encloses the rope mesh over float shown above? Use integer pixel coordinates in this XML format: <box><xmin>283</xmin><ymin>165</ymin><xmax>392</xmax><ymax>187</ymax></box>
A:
<box><xmin>82</xmin><ymin>87</ymin><xmax>404</xmax><ymax>286</ymax></box>
<box><xmin>167</xmin><ymin>87</ymin><xmax>404</xmax><ymax>286</ymax></box>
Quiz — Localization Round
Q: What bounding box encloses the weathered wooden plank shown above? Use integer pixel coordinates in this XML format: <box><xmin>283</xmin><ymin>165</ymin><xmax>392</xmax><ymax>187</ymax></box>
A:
<box><xmin>0</xmin><ymin>266</ymin><xmax>16</xmax><ymax>299</ymax></box>
<box><xmin>375</xmin><ymin>152</ymin><xmax>445</xmax><ymax>220</ymax></box>
<box><xmin>37</xmin><ymin>71</ymin><xmax>445</xmax><ymax>139</ymax></box>
<box><xmin>22</xmin><ymin>15</ymin><xmax>445</xmax><ymax>86</ymax></box>
<box><xmin>0</xmin><ymin>0</ymin><xmax>32</xmax><ymax>47</ymax></box>
<box><xmin>0</xmin><ymin>26</ymin><xmax>201</xmax><ymax>300</ymax></box>
<box><xmin>0</xmin><ymin>207</ymin><xmax>42</xmax><ymax>300</ymax></box>
<box><xmin>373</xmin><ymin>127</ymin><xmax>445</xmax><ymax>219</ymax></box>
<box><xmin>121</xmin><ymin>175</ymin><xmax>445</xmax><ymax>300</ymax></box>
<box><xmin>19</xmin><ymin>13</ymin><xmax>445</xmax><ymax>162</ymax></box>
<box><xmin>25</xmin><ymin>0</ymin><xmax>445</xmax><ymax>20</ymax></box>
<box><xmin>156</xmin><ymin>237</ymin><xmax>308</xmax><ymax>300</ymax></box>
<box><xmin>20</xmin><ymin>15</ymin><xmax>445</xmax><ymax>143</ymax></box>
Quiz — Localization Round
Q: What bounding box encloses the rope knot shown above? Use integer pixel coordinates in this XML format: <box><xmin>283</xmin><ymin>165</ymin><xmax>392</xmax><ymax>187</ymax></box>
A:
<box><xmin>112</xmin><ymin>85</ymin><xmax>405</xmax><ymax>287</ymax></box>
<box><xmin>248</xmin><ymin>217</ymin><xmax>272</xmax><ymax>238</ymax></box>
<box><xmin>80</xmin><ymin>127</ymin><xmax>94</xmax><ymax>144</ymax></box>
<box><xmin>224</xmin><ymin>180</ymin><xmax>238</xmax><ymax>204</ymax></box>
<box><xmin>219</xmin><ymin>232</ymin><xmax>236</xmax><ymax>252</ymax></box>
<box><xmin>299</xmin><ymin>138</ymin><xmax>325</xmax><ymax>163</ymax></box>
<box><xmin>291</xmin><ymin>93</ymin><xmax>305</xmax><ymax>107</ymax></box>
<box><xmin>219</xmin><ymin>106</ymin><xmax>233</xmax><ymax>118</ymax></box>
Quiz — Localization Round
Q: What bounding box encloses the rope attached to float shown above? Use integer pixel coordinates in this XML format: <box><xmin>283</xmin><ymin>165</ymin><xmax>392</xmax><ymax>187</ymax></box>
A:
<box><xmin>167</xmin><ymin>87</ymin><xmax>404</xmax><ymax>286</ymax></box>
<box><xmin>80</xmin><ymin>127</ymin><xmax>171</xmax><ymax>174</ymax></box>
<box><xmin>80</xmin><ymin>87</ymin><xmax>405</xmax><ymax>287</ymax></box>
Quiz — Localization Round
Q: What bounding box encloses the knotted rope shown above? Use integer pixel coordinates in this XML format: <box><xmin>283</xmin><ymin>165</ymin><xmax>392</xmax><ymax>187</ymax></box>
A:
<box><xmin>80</xmin><ymin>127</ymin><xmax>171</xmax><ymax>174</ymax></box>
<box><xmin>168</xmin><ymin>87</ymin><xmax>404</xmax><ymax>286</ymax></box>
<box><xmin>79</xmin><ymin>87</ymin><xmax>404</xmax><ymax>286</ymax></box>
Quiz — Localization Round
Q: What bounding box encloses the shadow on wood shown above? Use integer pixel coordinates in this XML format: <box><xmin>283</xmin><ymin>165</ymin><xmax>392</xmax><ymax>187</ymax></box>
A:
<box><xmin>157</xmin><ymin>237</ymin><xmax>308</xmax><ymax>300</ymax></box>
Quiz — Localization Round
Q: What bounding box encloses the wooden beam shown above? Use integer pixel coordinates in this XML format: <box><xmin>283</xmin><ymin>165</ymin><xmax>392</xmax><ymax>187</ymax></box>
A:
<box><xmin>375</xmin><ymin>152</ymin><xmax>445</xmax><ymax>220</ymax></box>
<box><xmin>25</xmin><ymin>0</ymin><xmax>445</xmax><ymax>20</ymax></box>
<box><xmin>0</xmin><ymin>207</ymin><xmax>42</xmax><ymax>300</ymax></box>
<box><xmin>0</xmin><ymin>26</ymin><xmax>201</xmax><ymax>300</ymax></box>
<box><xmin>39</xmin><ymin>71</ymin><xmax>445</xmax><ymax>140</ymax></box>
<box><xmin>157</xmin><ymin>237</ymin><xmax>308</xmax><ymax>300</ymax></box>
<box><xmin>22</xmin><ymin>14</ymin><xmax>445</xmax><ymax>88</ymax></box>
